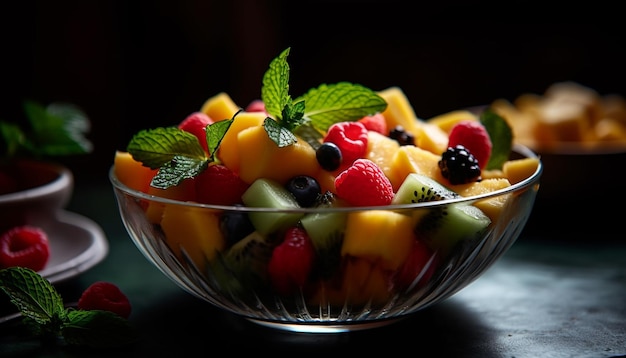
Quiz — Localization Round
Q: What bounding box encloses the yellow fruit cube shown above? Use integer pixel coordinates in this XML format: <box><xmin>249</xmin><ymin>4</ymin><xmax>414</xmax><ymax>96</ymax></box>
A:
<box><xmin>365</xmin><ymin>131</ymin><xmax>401</xmax><ymax>183</ymax></box>
<box><xmin>502</xmin><ymin>157</ymin><xmax>540</xmax><ymax>185</ymax></box>
<box><xmin>377</xmin><ymin>87</ymin><xmax>422</xmax><ymax>136</ymax></box>
<box><xmin>341</xmin><ymin>210</ymin><xmax>415</xmax><ymax>270</ymax></box>
<box><xmin>453</xmin><ymin>178</ymin><xmax>512</xmax><ymax>221</ymax></box>
<box><xmin>389</xmin><ymin>145</ymin><xmax>444</xmax><ymax>191</ymax></box>
<box><xmin>200</xmin><ymin>92</ymin><xmax>241</xmax><ymax>122</ymax></box>
<box><xmin>216</xmin><ymin>111</ymin><xmax>266</xmax><ymax>173</ymax></box>
<box><xmin>427</xmin><ymin>110</ymin><xmax>479</xmax><ymax>134</ymax></box>
<box><xmin>160</xmin><ymin>204</ymin><xmax>225</xmax><ymax>272</ymax></box>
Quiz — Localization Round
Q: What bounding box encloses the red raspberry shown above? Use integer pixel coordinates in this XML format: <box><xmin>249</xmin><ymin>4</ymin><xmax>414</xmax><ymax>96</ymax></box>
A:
<box><xmin>78</xmin><ymin>281</ymin><xmax>132</xmax><ymax>319</ymax></box>
<box><xmin>245</xmin><ymin>99</ymin><xmax>267</xmax><ymax>114</ymax></box>
<box><xmin>447</xmin><ymin>120</ymin><xmax>492</xmax><ymax>169</ymax></box>
<box><xmin>391</xmin><ymin>239</ymin><xmax>440</xmax><ymax>292</ymax></box>
<box><xmin>334</xmin><ymin>158</ymin><xmax>394</xmax><ymax>206</ymax></box>
<box><xmin>357</xmin><ymin>113</ymin><xmax>387</xmax><ymax>135</ymax></box>
<box><xmin>0</xmin><ymin>225</ymin><xmax>50</xmax><ymax>271</ymax></box>
<box><xmin>323</xmin><ymin>121</ymin><xmax>368</xmax><ymax>170</ymax></box>
<box><xmin>267</xmin><ymin>227</ymin><xmax>316</xmax><ymax>296</ymax></box>
<box><xmin>193</xmin><ymin>164</ymin><xmax>249</xmax><ymax>205</ymax></box>
<box><xmin>178</xmin><ymin>112</ymin><xmax>214</xmax><ymax>153</ymax></box>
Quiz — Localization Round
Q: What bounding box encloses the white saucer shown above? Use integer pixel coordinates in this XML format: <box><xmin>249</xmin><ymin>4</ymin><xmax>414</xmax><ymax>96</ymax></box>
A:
<box><xmin>37</xmin><ymin>211</ymin><xmax>109</xmax><ymax>284</ymax></box>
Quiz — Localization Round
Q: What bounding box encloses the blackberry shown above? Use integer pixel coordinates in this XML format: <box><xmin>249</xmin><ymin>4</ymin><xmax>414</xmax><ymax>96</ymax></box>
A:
<box><xmin>389</xmin><ymin>125</ymin><xmax>415</xmax><ymax>146</ymax></box>
<box><xmin>438</xmin><ymin>145</ymin><xmax>482</xmax><ymax>184</ymax></box>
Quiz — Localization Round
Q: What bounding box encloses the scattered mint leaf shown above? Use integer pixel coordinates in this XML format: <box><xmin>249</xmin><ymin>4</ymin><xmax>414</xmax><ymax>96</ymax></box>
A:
<box><xmin>480</xmin><ymin>107</ymin><xmax>513</xmax><ymax>170</ymax></box>
<box><xmin>0</xmin><ymin>267</ymin><xmax>137</xmax><ymax>349</ymax></box>
<box><xmin>0</xmin><ymin>265</ymin><xmax>66</xmax><ymax>325</ymax></box>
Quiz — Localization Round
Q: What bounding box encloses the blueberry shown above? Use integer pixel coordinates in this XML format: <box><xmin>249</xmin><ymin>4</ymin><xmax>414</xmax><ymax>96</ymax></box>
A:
<box><xmin>285</xmin><ymin>175</ymin><xmax>321</xmax><ymax>207</ymax></box>
<box><xmin>316</xmin><ymin>142</ymin><xmax>342</xmax><ymax>171</ymax></box>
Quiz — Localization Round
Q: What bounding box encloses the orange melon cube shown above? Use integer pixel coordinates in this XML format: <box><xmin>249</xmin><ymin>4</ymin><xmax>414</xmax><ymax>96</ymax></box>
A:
<box><xmin>113</xmin><ymin>151</ymin><xmax>157</xmax><ymax>193</ymax></box>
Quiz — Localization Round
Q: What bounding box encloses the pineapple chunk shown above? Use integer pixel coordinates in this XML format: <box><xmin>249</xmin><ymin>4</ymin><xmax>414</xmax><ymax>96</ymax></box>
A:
<box><xmin>427</xmin><ymin>110</ymin><xmax>479</xmax><ymax>134</ymax></box>
<box><xmin>377</xmin><ymin>87</ymin><xmax>423</xmax><ymax>137</ymax></box>
<box><xmin>502</xmin><ymin>157</ymin><xmax>540</xmax><ymax>185</ymax></box>
<box><xmin>200</xmin><ymin>92</ymin><xmax>240</xmax><ymax>122</ymax></box>
<box><xmin>453</xmin><ymin>178</ymin><xmax>512</xmax><ymax>221</ymax></box>
<box><xmin>341</xmin><ymin>210</ymin><xmax>415</xmax><ymax>270</ymax></box>
<box><xmin>389</xmin><ymin>145</ymin><xmax>444</xmax><ymax>191</ymax></box>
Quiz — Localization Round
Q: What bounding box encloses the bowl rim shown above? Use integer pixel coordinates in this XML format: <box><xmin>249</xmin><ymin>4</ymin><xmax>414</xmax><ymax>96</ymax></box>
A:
<box><xmin>0</xmin><ymin>160</ymin><xmax>73</xmax><ymax>204</ymax></box>
<box><xmin>109</xmin><ymin>144</ymin><xmax>542</xmax><ymax>213</ymax></box>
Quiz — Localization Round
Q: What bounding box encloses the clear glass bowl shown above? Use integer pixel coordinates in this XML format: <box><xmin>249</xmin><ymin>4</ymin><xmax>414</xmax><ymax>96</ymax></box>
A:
<box><xmin>109</xmin><ymin>145</ymin><xmax>542</xmax><ymax>333</ymax></box>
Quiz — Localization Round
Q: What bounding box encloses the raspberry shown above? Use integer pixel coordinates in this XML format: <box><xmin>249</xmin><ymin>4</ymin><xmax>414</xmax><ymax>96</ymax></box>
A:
<box><xmin>78</xmin><ymin>281</ymin><xmax>132</xmax><ymax>319</ymax></box>
<box><xmin>193</xmin><ymin>164</ymin><xmax>249</xmax><ymax>205</ymax></box>
<box><xmin>439</xmin><ymin>145</ymin><xmax>482</xmax><ymax>184</ymax></box>
<box><xmin>447</xmin><ymin>120</ymin><xmax>492</xmax><ymax>169</ymax></box>
<box><xmin>245</xmin><ymin>99</ymin><xmax>267</xmax><ymax>114</ymax></box>
<box><xmin>357</xmin><ymin>113</ymin><xmax>387</xmax><ymax>135</ymax></box>
<box><xmin>391</xmin><ymin>239</ymin><xmax>440</xmax><ymax>292</ymax></box>
<box><xmin>323</xmin><ymin>121</ymin><xmax>368</xmax><ymax>170</ymax></box>
<box><xmin>334</xmin><ymin>158</ymin><xmax>394</xmax><ymax>206</ymax></box>
<box><xmin>0</xmin><ymin>225</ymin><xmax>50</xmax><ymax>271</ymax></box>
<box><xmin>267</xmin><ymin>227</ymin><xmax>316</xmax><ymax>296</ymax></box>
<box><xmin>178</xmin><ymin>112</ymin><xmax>214</xmax><ymax>153</ymax></box>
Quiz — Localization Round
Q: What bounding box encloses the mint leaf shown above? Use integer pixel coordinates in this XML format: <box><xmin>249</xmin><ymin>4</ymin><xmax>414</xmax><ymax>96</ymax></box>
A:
<box><xmin>206</xmin><ymin>118</ymin><xmax>233</xmax><ymax>162</ymax></box>
<box><xmin>261</xmin><ymin>47</ymin><xmax>291</xmax><ymax>119</ymax></box>
<box><xmin>297</xmin><ymin>82</ymin><xmax>387</xmax><ymax>132</ymax></box>
<box><xmin>0</xmin><ymin>121</ymin><xmax>26</xmax><ymax>158</ymax></box>
<box><xmin>481</xmin><ymin>107</ymin><xmax>513</xmax><ymax>170</ymax></box>
<box><xmin>151</xmin><ymin>155</ymin><xmax>208</xmax><ymax>189</ymax></box>
<box><xmin>62</xmin><ymin>310</ymin><xmax>138</xmax><ymax>348</ymax></box>
<box><xmin>264</xmin><ymin>117</ymin><xmax>297</xmax><ymax>147</ymax></box>
<box><xmin>23</xmin><ymin>100</ymin><xmax>93</xmax><ymax>156</ymax></box>
<box><xmin>127</xmin><ymin>127</ymin><xmax>207</xmax><ymax>169</ymax></box>
<box><xmin>0</xmin><ymin>267</ymin><xmax>66</xmax><ymax>326</ymax></box>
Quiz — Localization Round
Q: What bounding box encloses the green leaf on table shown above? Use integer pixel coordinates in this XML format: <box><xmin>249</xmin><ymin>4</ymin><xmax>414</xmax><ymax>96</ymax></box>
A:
<box><xmin>0</xmin><ymin>267</ymin><xmax>66</xmax><ymax>326</ymax></box>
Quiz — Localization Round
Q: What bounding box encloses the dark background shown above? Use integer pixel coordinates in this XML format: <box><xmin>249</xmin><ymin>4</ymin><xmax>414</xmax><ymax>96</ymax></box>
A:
<box><xmin>2</xmin><ymin>0</ymin><xmax>625</xmax><ymax>186</ymax></box>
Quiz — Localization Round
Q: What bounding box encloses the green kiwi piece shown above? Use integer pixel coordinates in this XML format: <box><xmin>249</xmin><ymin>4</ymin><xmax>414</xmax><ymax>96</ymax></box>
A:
<box><xmin>209</xmin><ymin>231</ymin><xmax>278</xmax><ymax>298</ymax></box>
<box><xmin>392</xmin><ymin>173</ymin><xmax>459</xmax><ymax>204</ymax></box>
<box><xmin>392</xmin><ymin>173</ymin><xmax>491</xmax><ymax>256</ymax></box>
<box><xmin>300</xmin><ymin>193</ymin><xmax>347</xmax><ymax>278</ymax></box>
<box><xmin>416</xmin><ymin>203</ymin><xmax>491</xmax><ymax>257</ymax></box>
<box><xmin>241</xmin><ymin>178</ymin><xmax>304</xmax><ymax>235</ymax></box>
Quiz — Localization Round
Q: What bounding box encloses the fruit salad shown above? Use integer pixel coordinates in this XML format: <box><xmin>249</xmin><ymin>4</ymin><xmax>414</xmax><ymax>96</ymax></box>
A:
<box><xmin>112</xmin><ymin>48</ymin><xmax>540</xmax><ymax>307</ymax></box>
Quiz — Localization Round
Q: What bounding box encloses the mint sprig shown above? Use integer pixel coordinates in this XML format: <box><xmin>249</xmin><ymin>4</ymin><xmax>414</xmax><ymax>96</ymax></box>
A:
<box><xmin>127</xmin><ymin>118</ymin><xmax>233</xmax><ymax>189</ymax></box>
<box><xmin>126</xmin><ymin>47</ymin><xmax>387</xmax><ymax>188</ymax></box>
<box><xmin>261</xmin><ymin>47</ymin><xmax>387</xmax><ymax>147</ymax></box>
<box><xmin>0</xmin><ymin>267</ymin><xmax>137</xmax><ymax>349</ymax></box>
<box><xmin>1</xmin><ymin>100</ymin><xmax>93</xmax><ymax>160</ymax></box>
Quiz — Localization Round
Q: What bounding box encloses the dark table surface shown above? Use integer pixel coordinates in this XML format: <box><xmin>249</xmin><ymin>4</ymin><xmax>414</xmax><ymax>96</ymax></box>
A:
<box><xmin>2</xmin><ymin>180</ymin><xmax>625</xmax><ymax>358</ymax></box>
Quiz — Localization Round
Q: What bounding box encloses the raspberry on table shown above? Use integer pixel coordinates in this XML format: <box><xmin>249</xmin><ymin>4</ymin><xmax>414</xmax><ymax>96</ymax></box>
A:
<box><xmin>78</xmin><ymin>281</ymin><xmax>132</xmax><ymax>319</ymax></box>
<box><xmin>0</xmin><ymin>225</ymin><xmax>50</xmax><ymax>272</ymax></box>
<box><xmin>334</xmin><ymin>158</ymin><xmax>394</xmax><ymax>206</ymax></box>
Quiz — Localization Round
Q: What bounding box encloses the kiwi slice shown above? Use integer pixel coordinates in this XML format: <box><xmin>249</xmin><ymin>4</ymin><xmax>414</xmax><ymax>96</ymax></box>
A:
<box><xmin>209</xmin><ymin>231</ymin><xmax>278</xmax><ymax>298</ymax></box>
<box><xmin>392</xmin><ymin>173</ymin><xmax>491</xmax><ymax>256</ymax></box>
<box><xmin>392</xmin><ymin>173</ymin><xmax>459</xmax><ymax>204</ymax></box>
<box><xmin>241</xmin><ymin>178</ymin><xmax>304</xmax><ymax>235</ymax></box>
<box><xmin>300</xmin><ymin>192</ymin><xmax>347</xmax><ymax>278</ymax></box>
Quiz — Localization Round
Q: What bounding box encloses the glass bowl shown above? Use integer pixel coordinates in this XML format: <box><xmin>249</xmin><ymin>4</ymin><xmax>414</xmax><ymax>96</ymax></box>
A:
<box><xmin>109</xmin><ymin>145</ymin><xmax>542</xmax><ymax>333</ymax></box>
